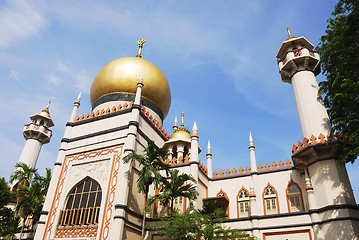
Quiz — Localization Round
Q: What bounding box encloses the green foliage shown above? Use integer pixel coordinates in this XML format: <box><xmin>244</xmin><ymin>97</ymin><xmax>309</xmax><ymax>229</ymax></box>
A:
<box><xmin>316</xmin><ymin>0</ymin><xmax>359</xmax><ymax>164</ymax></box>
<box><xmin>123</xmin><ymin>140</ymin><xmax>169</xmax><ymax>195</ymax></box>
<box><xmin>153</xmin><ymin>204</ymin><xmax>255</xmax><ymax>240</ymax></box>
<box><xmin>122</xmin><ymin>139</ymin><xmax>169</xmax><ymax>239</ymax></box>
<box><xmin>149</xmin><ymin>169</ymin><xmax>198</xmax><ymax>213</ymax></box>
<box><xmin>0</xmin><ymin>178</ymin><xmax>20</xmax><ymax>237</ymax></box>
<box><xmin>10</xmin><ymin>164</ymin><xmax>51</xmax><ymax>232</ymax></box>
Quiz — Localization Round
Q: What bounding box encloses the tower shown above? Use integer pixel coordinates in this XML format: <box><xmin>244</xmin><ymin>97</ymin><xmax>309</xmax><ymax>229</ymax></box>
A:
<box><xmin>277</xmin><ymin>29</ymin><xmax>359</xmax><ymax>239</ymax></box>
<box><xmin>16</xmin><ymin>101</ymin><xmax>54</xmax><ymax>169</ymax></box>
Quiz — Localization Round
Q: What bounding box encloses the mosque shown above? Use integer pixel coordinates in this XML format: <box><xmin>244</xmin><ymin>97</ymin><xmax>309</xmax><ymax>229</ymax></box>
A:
<box><xmin>12</xmin><ymin>32</ymin><xmax>359</xmax><ymax>240</ymax></box>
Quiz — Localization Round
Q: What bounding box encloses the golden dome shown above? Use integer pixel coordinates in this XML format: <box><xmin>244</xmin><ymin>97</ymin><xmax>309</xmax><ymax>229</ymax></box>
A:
<box><xmin>170</xmin><ymin>128</ymin><xmax>191</xmax><ymax>140</ymax></box>
<box><xmin>90</xmin><ymin>57</ymin><xmax>171</xmax><ymax>119</ymax></box>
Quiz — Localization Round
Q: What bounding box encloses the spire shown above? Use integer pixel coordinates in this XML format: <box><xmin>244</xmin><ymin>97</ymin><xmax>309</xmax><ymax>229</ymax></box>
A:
<box><xmin>192</xmin><ymin>121</ymin><xmax>198</xmax><ymax>136</ymax></box>
<box><xmin>207</xmin><ymin>140</ymin><xmax>211</xmax><ymax>155</ymax></box>
<box><xmin>286</xmin><ymin>27</ymin><xmax>296</xmax><ymax>40</ymax></box>
<box><xmin>134</xmin><ymin>74</ymin><xmax>144</xmax><ymax>104</ymax></box>
<box><xmin>136</xmin><ymin>38</ymin><xmax>146</xmax><ymax>58</ymax></box>
<box><xmin>74</xmin><ymin>92</ymin><xmax>81</xmax><ymax>105</ymax></box>
<box><xmin>206</xmin><ymin>140</ymin><xmax>213</xmax><ymax>178</ymax></box>
<box><xmin>249</xmin><ymin>132</ymin><xmax>255</xmax><ymax>148</ymax></box>
<box><xmin>173</xmin><ymin>116</ymin><xmax>178</xmax><ymax>132</ymax></box>
<box><xmin>249</xmin><ymin>132</ymin><xmax>257</xmax><ymax>172</ymax></box>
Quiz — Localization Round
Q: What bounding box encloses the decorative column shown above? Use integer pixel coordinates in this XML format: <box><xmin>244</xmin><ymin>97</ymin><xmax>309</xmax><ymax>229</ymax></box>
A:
<box><xmin>277</xmin><ymin>28</ymin><xmax>330</xmax><ymax>139</ymax></box>
<box><xmin>206</xmin><ymin>140</ymin><xmax>213</xmax><ymax>178</ymax></box>
<box><xmin>173</xmin><ymin>116</ymin><xmax>178</xmax><ymax>132</ymax></box>
<box><xmin>113</xmin><ymin>75</ymin><xmax>144</xmax><ymax>240</ymax></box>
<box><xmin>69</xmin><ymin>92</ymin><xmax>81</xmax><ymax>122</ymax></box>
<box><xmin>249</xmin><ymin>132</ymin><xmax>257</xmax><ymax>172</ymax></box>
<box><xmin>248</xmin><ymin>133</ymin><xmax>259</xmax><ymax>238</ymax></box>
<box><xmin>190</xmin><ymin>122</ymin><xmax>199</xmax><ymax>209</ymax></box>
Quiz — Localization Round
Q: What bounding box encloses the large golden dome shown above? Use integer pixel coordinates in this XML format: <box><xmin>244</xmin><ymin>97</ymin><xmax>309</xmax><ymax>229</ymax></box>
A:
<box><xmin>90</xmin><ymin>57</ymin><xmax>171</xmax><ymax>119</ymax></box>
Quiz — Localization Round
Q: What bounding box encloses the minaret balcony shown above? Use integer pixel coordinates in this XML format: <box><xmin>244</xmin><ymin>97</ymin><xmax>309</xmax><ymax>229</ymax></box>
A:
<box><xmin>23</xmin><ymin>123</ymin><xmax>52</xmax><ymax>144</ymax></box>
<box><xmin>278</xmin><ymin>47</ymin><xmax>321</xmax><ymax>83</ymax></box>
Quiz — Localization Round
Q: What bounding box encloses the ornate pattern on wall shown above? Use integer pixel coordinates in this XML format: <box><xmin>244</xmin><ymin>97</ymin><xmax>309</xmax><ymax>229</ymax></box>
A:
<box><xmin>55</xmin><ymin>226</ymin><xmax>98</xmax><ymax>238</ymax></box>
<box><xmin>42</xmin><ymin>145</ymin><xmax>123</xmax><ymax>240</ymax></box>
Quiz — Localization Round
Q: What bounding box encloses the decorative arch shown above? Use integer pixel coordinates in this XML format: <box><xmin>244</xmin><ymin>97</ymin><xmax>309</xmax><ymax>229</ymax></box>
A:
<box><xmin>216</xmin><ymin>189</ymin><xmax>229</xmax><ymax>217</ymax></box>
<box><xmin>58</xmin><ymin>177</ymin><xmax>102</xmax><ymax>226</ymax></box>
<box><xmin>237</xmin><ymin>186</ymin><xmax>250</xmax><ymax>218</ymax></box>
<box><xmin>286</xmin><ymin>180</ymin><xmax>304</xmax><ymax>212</ymax></box>
<box><xmin>262</xmin><ymin>183</ymin><xmax>279</xmax><ymax>215</ymax></box>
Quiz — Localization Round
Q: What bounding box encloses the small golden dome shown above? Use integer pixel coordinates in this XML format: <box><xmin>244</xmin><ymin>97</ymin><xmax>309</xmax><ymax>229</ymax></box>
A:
<box><xmin>170</xmin><ymin>128</ymin><xmax>191</xmax><ymax>139</ymax></box>
<box><xmin>90</xmin><ymin>57</ymin><xmax>171</xmax><ymax>119</ymax></box>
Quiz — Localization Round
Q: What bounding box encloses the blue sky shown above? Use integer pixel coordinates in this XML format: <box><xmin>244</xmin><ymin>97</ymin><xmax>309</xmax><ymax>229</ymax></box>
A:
<box><xmin>1</xmin><ymin>0</ymin><xmax>358</xmax><ymax>201</ymax></box>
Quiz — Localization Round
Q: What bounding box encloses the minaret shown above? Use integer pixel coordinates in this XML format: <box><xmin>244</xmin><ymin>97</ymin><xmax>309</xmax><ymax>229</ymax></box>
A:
<box><xmin>173</xmin><ymin>116</ymin><xmax>178</xmax><ymax>132</ymax></box>
<box><xmin>69</xmin><ymin>92</ymin><xmax>81</xmax><ymax>122</ymax></box>
<box><xmin>206</xmin><ymin>140</ymin><xmax>213</xmax><ymax>178</ymax></box>
<box><xmin>249</xmin><ymin>132</ymin><xmax>257</xmax><ymax>172</ymax></box>
<box><xmin>16</xmin><ymin>101</ymin><xmax>54</xmax><ymax>169</ymax></box>
<box><xmin>277</xmin><ymin>28</ymin><xmax>331</xmax><ymax>139</ymax></box>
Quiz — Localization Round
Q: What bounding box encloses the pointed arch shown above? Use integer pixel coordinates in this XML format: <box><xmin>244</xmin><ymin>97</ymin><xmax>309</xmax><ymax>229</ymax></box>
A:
<box><xmin>286</xmin><ymin>180</ymin><xmax>304</xmax><ymax>212</ymax></box>
<box><xmin>58</xmin><ymin>177</ymin><xmax>102</xmax><ymax>226</ymax></box>
<box><xmin>216</xmin><ymin>189</ymin><xmax>229</xmax><ymax>218</ymax></box>
<box><xmin>237</xmin><ymin>186</ymin><xmax>250</xmax><ymax>218</ymax></box>
<box><xmin>262</xmin><ymin>183</ymin><xmax>279</xmax><ymax>215</ymax></box>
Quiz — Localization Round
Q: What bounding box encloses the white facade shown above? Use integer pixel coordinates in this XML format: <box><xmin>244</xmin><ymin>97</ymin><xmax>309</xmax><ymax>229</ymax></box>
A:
<box><xmin>18</xmin><ymin>34</ymin><xmax>359</xmax><ymax>240</ymax></box>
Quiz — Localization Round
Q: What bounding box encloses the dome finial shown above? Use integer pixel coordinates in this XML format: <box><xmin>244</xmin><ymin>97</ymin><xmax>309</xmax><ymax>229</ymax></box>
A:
<box><xmin>43</xmin><ymin>100</ymin><xmax>51</xmax><ymax>114</ymax></box>
<box><xmin>286</xmin><ymin>27</ymin><xmax>296</xmax><ymax>40</ymax></box>
<box><xmin>181</xmin><ymin>112</ymin><xmax>184</xmax><ymax>127</ymax></box>
<box><xmin>136</xmin><ymin>38</ymin><xmax>146</xmax><ymax>58</ymax></box>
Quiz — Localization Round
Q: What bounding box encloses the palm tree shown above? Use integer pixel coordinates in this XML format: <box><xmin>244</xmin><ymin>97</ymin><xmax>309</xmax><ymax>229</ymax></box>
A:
<box><xmin>10</xmin><ymin>164</ymin><xmax>51</xmax><ymax>239</ymax></box>
<box><xmin>152</xmin><ymin>169</ymin><xmax>198</xmax><ymax>213</ymax></box>
<box><xmin>122</xmin><ymin>139</ymin><xmax>169</xmax><ymax>239</ymax></box>
<box><xmin>10</xmin><ymin>163</ymin><xmax>37</xmax><ymax>188</ymax></box>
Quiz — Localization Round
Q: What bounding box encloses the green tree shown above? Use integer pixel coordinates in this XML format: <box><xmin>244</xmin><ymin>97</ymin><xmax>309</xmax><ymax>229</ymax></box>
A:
<box><xmin>10</xmin><ymin>162</ymin><xmax>37</xmax><ymax>188</ymax></box>
<box><xmin>316</xmin><ymin>0</ymin><xmax>359</xmax><ymax>164</ymax></box>
<box><xmin>10</xmin><ymin>164</ymin><xmax>51</xmax><ymax>238</ymax></box>
<box><xmin>0</xmin><ymin>177</ymin><xmax>20</xmax><ymax>238</ymax></box>
<box><xmin>154</xmin><ymin>202</ymin><xmax>255</xmax><ymax>240</ymax></box>
<box><xmin>150</xmin><ymin>169</ymin><xmax>198</xmax><ymax>213</ymax></box>
<box><xmin>123</xmin><ymin>139</ymin><xmax>169</xmax><ymax>239</ymax></box>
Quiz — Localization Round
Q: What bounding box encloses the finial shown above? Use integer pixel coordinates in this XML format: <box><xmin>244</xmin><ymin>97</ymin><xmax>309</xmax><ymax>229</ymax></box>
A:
<box><xmin>136</xmin><ymin>38</ymin><xmax>146</xmax><ymax>58</ymax></box>
<box><xmin>181</xmin><ymin>112</ymin><xmax>184</xmax><ymax>127</ymax></box>
<box><xmin>74</xmin><ymin>92</ymin><xmax>81</xmax><ymax>105</ymax></box>
<box><xmin>192</xmin><ymin>121</ymin><xmax>198</xmax><ymax>133</ymax></box>
<box><xmin>44</xmin><ymin>101</ymin><xmax>51</xmax><ymax>113</ymax></box>
<box><xmin>139</xmin><ymin>73</ymin><xmax>144</xmax><ymax>83</ymax></box>
<box><xmin>286</xmin><ymin>27</ymin><xmax>296</xmax><ymax>40</ymax></box>
<box><xmin>173</xmin><ymin>116</ymin><xmax>178</xmax><ymax>132</ymax></box>
<box><xmin>249</xmin><ymin>132</ymin><xmax>255</xmax><ymax>148</ymax></box>
<box><xmin>207</xmin><ymin>140</ymin><xmax>211</xmax><ymax>153</ymax></box>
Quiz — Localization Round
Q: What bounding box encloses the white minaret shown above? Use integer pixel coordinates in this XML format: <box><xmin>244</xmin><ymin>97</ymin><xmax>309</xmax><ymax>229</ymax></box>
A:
<box><xmin>206</xmin><ymin>140</ymin><xmax>213</xmax><ymax>178</ymax></box>
<box><xmin>249</xmin><ymin>132</ymin><xmax>257</xmax><ymax>172</ymax></box>
<box><xmin>16</xmin><ymin>101</ymin><xmax>54</xmax><ymax>169</ymax></box>
<box><xmin>69</xmin><ymin>92</ymin><xmax>81</xmax><ymax>122</ymax></box>
<box><xmin>277</xmin><ymin>28</ymin><xmax>331</xmax><ymax>139</ymax></box>
<box><xmin>173</xmin><ymin>116</ymin><xmax>178</xmax><ymax>132</ymax></box>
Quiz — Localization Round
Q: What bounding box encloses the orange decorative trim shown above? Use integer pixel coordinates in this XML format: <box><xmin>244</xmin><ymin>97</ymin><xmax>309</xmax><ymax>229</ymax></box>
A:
<box><xmin>262</xmin><ymin>183</ymin><xmax>280</xmax><ymax>215</ymax></box>
<box><xmin>236</xmin><ymin>187</ymin><xmax>250</xmax><ymax>218</ymax></box>
<box><xmin>291</xmin><ymin>132</ymin><xmax>351</xmax><ymax>154</ymax></box>
<box><xmin>212</xmin><ymin>160</ymin><xmax>293</xmax><ymax>179</ymax></box>
<box><xmin>286</xmin><ymin>180</ymin><xmax>305</xmax><ymax>213</ymax></box>
<box><xmin>55</xmin><ymin>226</ymin><xmax>98</xmax><ymax>238</ymax></box>
<box><xmin>305</xmin><ymin>185</ymin><xmax>314</xmax><ymax>190</ymax></box>
<box><xmin>74</xmin><ymin>103</ymin><xmax>170</xmax><ymax>140</ymax></box>
<box><xmin>42</xmin><ymin>145</ymin><xmax>123</xmax><ymax>240</ymax></box>
<box><xmin>263</xmin><ymin>229</ymin><xmax>312</xmax><ymax>240</ymax></box>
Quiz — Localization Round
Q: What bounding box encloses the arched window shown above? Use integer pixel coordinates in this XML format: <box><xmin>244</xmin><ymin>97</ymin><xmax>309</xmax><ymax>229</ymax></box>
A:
<box><xmin>237</xmin><ymin>188</ymin><xmax>250</xmax><ymax>217</ymax></box>
<box><xmin>287</xmin><ymin>181</ymin><xmax>303</xmax><ymax>212</ymax></box>
<box><xmin>216</xmin><ymin>189</ymin><xmax>229</xmax><ymax>218</ymax></box>
<box><xmin>58</xmin><ymin>178</ymin><xmax>102</xmax><ymax>226</ymax></box>
<box><xmin>263</xmin><ymin>184</ymin><xmax>279</xmax><ymax>215</ymax></box>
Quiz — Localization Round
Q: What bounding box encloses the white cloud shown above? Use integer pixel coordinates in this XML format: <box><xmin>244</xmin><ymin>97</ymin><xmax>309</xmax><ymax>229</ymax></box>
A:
<box><xmin>46</xmin><ymin>62</ymin><xmax>92</xmax><ymax>93</ymax></box>
<box><xmin>9</xmin><ymin>70</ymin><xmax>20</xmax><ymax>81</ymax></box>
<box><xmin>0</xmin><ymin>1</ymin><xmax>46</xmax><ymax>48</ymax></box>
